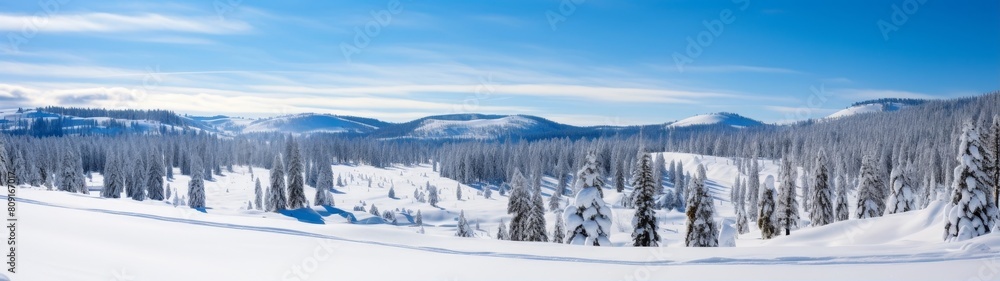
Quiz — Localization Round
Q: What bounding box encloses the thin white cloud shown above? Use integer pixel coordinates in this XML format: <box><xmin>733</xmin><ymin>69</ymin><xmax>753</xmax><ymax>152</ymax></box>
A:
<box><xmin>680</xmin><ymin>65</ymin><xmax>802</xmax><ymax>74</ymax></box>
<box><xmin>0</xmin><ymin>13</ymin><xmax>251</xmax><ymax>34</ymax></box>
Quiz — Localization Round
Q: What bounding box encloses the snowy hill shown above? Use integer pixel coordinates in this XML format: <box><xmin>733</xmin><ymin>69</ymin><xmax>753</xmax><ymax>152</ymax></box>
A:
<box><xmin>828</xmin><ymin>98</ymin><xmax>927</xmax><ymax>119</ymax></box>
<box><xmin>0</xmin><ymin>107</ymin><xmax>214</xmax><ymax>136</ymax></box>
<box><xmin>11</xmin><ymin>151</ymin><xmax>999</xmax><ymax>281</ymax></box>
<box><xmin>216</xmin><ymin>113</ymin><xmax>389</xmax><ymax>135</ymax></box>
<box><xmin>667</xmin><ymin>112</ymin><xmax>764</xmax><ymax>128</ymax></box>
<box><xmin>371</xmin><ymin>114</ymin><xmax>575</xmax><ymax>139</ymax></box>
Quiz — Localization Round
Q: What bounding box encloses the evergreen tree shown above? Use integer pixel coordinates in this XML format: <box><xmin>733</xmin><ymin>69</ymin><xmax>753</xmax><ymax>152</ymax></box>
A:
<box><xmin>267</xmin><ymin>154</ymin><xmax>287</xmax><ymax>212</ymax></box>
<box><xmin>427</xmin><ymin>184</ymin><xmax>440</xmax><ymax>207</ymax></box>
<box><xmin>747</xmin><ymin>158</ymin><xmax>761</xmax><ymax>221</ymax></box>
<box><xmin>986</xmin><ymin>115</ymin><xmax>999</xmax><ymax>209</ymax></box>
<box><xmin>129</xmin><ymin>156</ymin><xmax>146</xmax><ymax>201</ymax></box>
<box><xmin>526</xmin><ymin>179</ymin><xmax>549</xmax><ymax>242</ymax></box>
<box><xmin>315</xmin><ymin>159</ymin><xmax>334</xmax><ymax>206</ymax></box>
<box><xmin>101</xmin><ymin>152</ymin><xmax>123</xmax><ymax>198</ymax></box>
<box><xmin>565</xmin><ymin>150</ymin><xmax>612</xmax><ymax>246</ymax></box>
<box><xmin>187</xmin><ymin>155</ymin><xmax>206</xmax><ymax>209</ymax></box>
<box><xmin>254</xmin><ymin>178</ymin><xmax>263</xmax><ymax>210</ymax></box>
<box><xmin>455</xmin><ymin>210</ymin><xmax>474</xmax><ymax>237</ymax></box>
<box><xmin>552</xmin><ymin>214</ymin><xmax>566</xmax><ymax>243</ymax></box>
<box><xmin>673</xmin><ymin>164</ymin><xmax>686</xmax><ymax>211</ymax></box>
<box><xmin>369</xmin><ymin>204</ymin><xmax>379</xmax><ymax>216</ymax></box>
<box><xmin>776</xmin><ymin>157</ymin><xmax>799</xmax><ymax>235</ymax></box>
<box><xmin>57</xmin><ymin>148</ymin><xmax>86</xmax><ymax>194</ymax></box>
<box><xmin>944</xmin><ymin>122</ymin><xmax>999</xmax><ymax>242</ymax></box>
<box><xmin>614</xmin><ymin>161</ymin><xmax>626</xmax><ymax>193</ymax></box>
<box><xmin>0</xmin><ymin>140</ymin><xmax>9</xmax><ymax>186</ymax></box>
<box><xmin>497</xmin><ymin>219</ymin><xmax>510</xmax><ymax>240</ymax></box>
<box><xmin>631</xmin><ymin>152</ymin><xmax>661</xmax><ymax>247</ymax></box>
<box><xmin>685</xmin><ymin>166</ymin><xmax>718</xmax><ymax>247</ymax></box>
<box><xmin>856</xmin><ymin>155</ymin><xmax>886</xmax><ymax>219</ymax></box>
<box><xmin>456</xmin><ymin>183</ymin><xmax>462</xmax><ymax>200</ymax></box>
<box><xmin>286</xmin><ymin>139</ymin><xmax>307</xmax><ymax>209</ymax></box>
<box><xmin>146</xmin><ymin>150</ymin><xmax>165</xmax><ymax>201</ymax></box>
<box><xmin>886</xmin><ymin>163</ymin><xmax>916</xmax><ymax>214</ymax></box>
<box><xmin>483</xmin><ymin>184</ymin><xmax>493</xmax><ymax>199</ymax></box>
<box><xmin>415</xmin><ymin>210</ymin><xmax>423</xmax><ymax>226</ymax></box>
<box><xmin>758</xmin><ymin>175</ymin><xmax>779</xmax><ymax>239</ymax></box>
<box><xmin>834</xmin><ymin>174</ymin><xmax>850</xmax><ymax>222</ymax></box>
<box><xmin>507</xmin><ymin>169</ymin><xmax>533</xmax><ymax>241</ymax></box>
<box><xmin>11</xmin><ymin>150</ymin><xmax>26</xmax><ymax>186</ymax></box>
<box><xmin>810</xmin><ymin>149</ymin><xmax>834</xmax><ymax>227</ymax></box>
<box><xmin>389</xmin><ymin>186</ymin><xmax>396</xmax><ymax>199</ymax></box>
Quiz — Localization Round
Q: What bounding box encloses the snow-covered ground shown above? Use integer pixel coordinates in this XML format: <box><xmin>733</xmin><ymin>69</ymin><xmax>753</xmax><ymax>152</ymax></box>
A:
<box><xmin>11</xmin><ymin>152</ymin><xmax>1000</xmax><ymax>280</ymax></box>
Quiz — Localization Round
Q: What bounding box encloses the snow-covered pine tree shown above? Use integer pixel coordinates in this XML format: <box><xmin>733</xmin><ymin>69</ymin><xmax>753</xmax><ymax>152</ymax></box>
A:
<box><xmin>654</xmin><ymin>154</ymin><xmax>666</xmax><ymax>195</ymax></box>
<box><xmin>165</xmin><ymin>183</ymin><xmax>172</xmax><ymax>201</ymax></box>
<box><xmin>187</xmin><ymin>155</ymin><xmax>206</xmax><ymax>209</ymax></box>
<box><xmin>483</xmin><ymin>184</ymin><xmax>493</xmax><ymax>199</ymax></box>
<box><xmin>987</xmin><ymin>115</ymin><xmax>1000</xmax><ymax>209</ymax></box>
<box><xmin>731</xmin><ymin>174</ymin><xmax>741</xmax><ymax>206</ymax></box>
<box><xmin>0</xmin><ymin>140</ymin><xmax>9</xmax><ymax>186</ymax></box>
<box><xmin>856</xmin><ymin>155</ymin><xmax>886</xmax><ymax>219</ymax></box>
<box><xmin>552</xmin><ymin>214</ymin><xmax>566</xmax><ymax>243</ymax></box>
<box><xmin>11</xmin><ymin>150</ymin><xmax>26</xmax><ymax>186</ymax></box>
<box><xmin>427</xmin><ymin>184</ymin><xmax>440</xmax><ymax>207</ymax></box>
<box><xmin>389</xmin><ymin>186</ymin><xmax>396</xmax><ymax>199</ymax></box>
<box><xmin>369</xmin><ymin>204</ymin><xmax>379</xmax><ymax>216</ymax></box>
<box><xmin>673</xmin><ymin>164</ymin><xmax>685</xmax><ymax>211</ymax></box>
<box><xmin>455</xmin><ymin>210</ymin><xmax>474</xmax><ymax>237</ymax></box>
<box><xmin>565</xmin><ymin>150</ymin><xmax>612</xmax><ymax>246</ymax></box>
<box><xmin>101</xmin><ymin>152</ymin><xmax>123</xmax><ymax>198</ymax></box>
<box><xmin>286</xmin><ymin>139</ymin><xmax>307</xmax><ymax>209</ymax></box>
<box><xmin>835</xmin><ymin>174</ymin><xmax>850</xmax><ymax>222</ymax></box>
<box><xmin>747</xmin><ymin>158</ymin><xmax>761</xmax><ymax>221</ymax></box>
<box><xmin>415</xmin><ymin>210</ymin><xmax>423</xmax><ymax>226</ymax></box>
<box><xmin>315</xmin><ymin>160</ymin><xmax>333</xmax><ymax>206</ymax></box>
<box><xmin>507</xmin><ymin>169</ymin><xmax>532</xmax><ymax>241</ymax></box>
<box><xmin>456</xmin><ymin>183</ymin><xmax>462</xmax><ymax>200</ymax></box>
<box><xmin>758</xmin><ymin>175</ymin><xmax>779</xmax><ymax>239</ymax></box>
<box><xmin>254</xmin><ymin>178</ymin><xmax>263</xmax><ymax>210</ymax></box>
<box><xmin>57</xmin><ymin>148</ymin><xmax>86</xmax><ymax>194</ymax></box>
<box><xmin>800</xmin><ymin>170</ymin><xmax>811</xmax><ymax>213</ymax></box>
<box><xmin>497</xmin><ymin>219</ymin><xmax>509</xmax><ymax>240</ymax></box>
<box><xmin>944</xmin><ymin>122</ymin><xmax>999</xmax><ymax>242</ymax></box>
<box><xmin>776</xmin><ymin>157</ymin><xmax>799</xmax><ymax>235</ymax></box>
<box><xmin>735</xmin><ymin>198</ymin><xmax>750</xmax><ymax>234</ymax></box>
<box><xmin>526</xmin><ymin>179</ymin><xmax>549</xmax><ymax>242</ymax></box>
<box><xmin>267</xmin><ymin>154</ymin><xmax>288</xmax><ymax>212</ymax></box>
<box><xmin>886</xmin><ymin>163</ymin><xmax>916</xmax><ymax>214</ymax></box>
<box><xmin>548</xmin><ymin>181</ymin><xmax>563</xmax><ymax>212</ymax></box>
<box><xmin>614</xmin><ymin>161</ymin><xmax>626</xmax><ymax>193</ymax></box>
<box><xmin>146</xmin><ymin>150</ymin><xmax>165</xmax><ymax>201</ymax></box>
<box><xmin>631</xmin><ymin>152</ymin><xmax>661</xmax><ymax>247</ymax></box>
<box><xmin>129</xmin><ymin>155</ymin><xmax>146</xmax><ymax>201</ymax></box>
<box><xmin>685</xmin><ymin>165</ymin><xmax>718</xmax><ymax>247</ymax></box>
<box><xmin>810</xmin><ymin>149</ymin><xmax>834</xmax><ymax>227</ymax></box>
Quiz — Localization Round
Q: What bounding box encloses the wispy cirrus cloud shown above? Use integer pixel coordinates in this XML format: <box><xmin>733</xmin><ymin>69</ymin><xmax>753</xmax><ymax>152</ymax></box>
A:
<box><xmin>679</xmin><ymin>64</ymin><xmax>802</xmax><ymax>74</ymax></box>
<box><xmin>0</xmin><ymin>12</ymin><xmax>251</xmax><ymax>34</ymax></box>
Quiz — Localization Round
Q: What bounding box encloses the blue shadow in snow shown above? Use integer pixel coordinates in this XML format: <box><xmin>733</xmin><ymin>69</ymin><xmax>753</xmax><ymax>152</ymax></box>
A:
<box><xmin>279</xmin><ymin>208</ymin><xmax>326</xmax><ymax>224</ymax></box>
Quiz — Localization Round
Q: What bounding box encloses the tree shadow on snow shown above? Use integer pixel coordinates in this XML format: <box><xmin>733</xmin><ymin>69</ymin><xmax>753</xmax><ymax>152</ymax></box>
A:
<box><xmin>279</xmin><ymin>208</ymin><xmax>326</xmax><ymax>224</ymax></box>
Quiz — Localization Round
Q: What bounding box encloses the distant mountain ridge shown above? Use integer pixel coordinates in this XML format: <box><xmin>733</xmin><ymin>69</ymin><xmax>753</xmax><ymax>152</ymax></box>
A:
<box><xmin>829</xmin><ymin>98</ymin><xmax>928</xmax><ymax>119</ymax></box>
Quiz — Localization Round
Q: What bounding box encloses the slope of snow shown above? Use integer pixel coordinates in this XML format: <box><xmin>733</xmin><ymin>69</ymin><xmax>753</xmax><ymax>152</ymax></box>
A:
<box><xmin>241</xmin><ymin>113</ymin><xmax>380</xmax><ymax>134</ymax></box>
<box><xmin>409</xmin><ymin>115</ymin><xmax>538</xmax><ymax>139</ymax></box>
<box><xmin>828</xmin><ymin>102</ymin><xmax>914</xmax><ymax>118</ymax></box>
<box><xmin>667</xmin><ymin>113</ymin><xmax>764</xmax><ymax>128</ymax></box>
<box><xmin>12</xmin><ymin>152</ymin><xmax>1000</xmax><ymax>281</ymax></box>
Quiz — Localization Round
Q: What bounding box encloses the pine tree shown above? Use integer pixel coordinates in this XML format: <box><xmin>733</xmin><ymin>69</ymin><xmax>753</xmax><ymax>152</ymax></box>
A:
<box><xmin>267</xmin><ymin>154</ymin><xmax>287</xmax><ymax>212</ymax></box>
<box><xmin>427</xmin><ymin>184</ymin><xmax>440</xmax><ymax>207</ymax></box>
<box><xmin>415</xmin><ymin>210</ymin><xmax>423</xmax><ymax>226</ymax></box>
<box><xmin>834</xmin><ymin>174</ymin><xmax>850</xmax><ymax>222</ymax></box>
<box><xmin>614</xmin><ymin>162</ymin><xmax>626</xmax><ymax>193</ymax></box>
<box><xmin>455</xmin><ymin>210</ymin><xmax>474</xmax><ymax>237</ymax></box>
<box><xmin>886</xmin><ymin>163</ymin><xmax>916</xmax><ymax>214</ymax></box>
<box><xmin>552</xmin><ymin>214</ymin><xmax>566</xmax><ymax>243</ymax></box>
<box><xmin>0</xmin><ymin>140</ymin><xmax>9</xmax><ymax>186</ymax></box>
<box><xmin>685</xmin><ymin>166</ymin><xmax>718</xmax><ymax>247</ymax></box>
<box><xmin>456</xmin><ymin>183</ymin><xmax>462</xmax><ymax>200</ymax></box>
<box><xmin>314</xmin><ymin>160</ymin><xmax>334</xmax><ymax>206</ymax></box>
<box><xmin>507</xmin><ymin>169</ymin><xmax>533</xmax><ymax>241</ymax></box>
<box><xmin>565</xmin><ymin>150</ymin><xmax>612</xmax><ymax>246</ymax></box>
<box><xmin>101</xmin><ymin>152</ymin><xmax>123</xmax><ymax>198</ymax></box>
<box><xmin>747</xmin><ymin>158</ymin><xmax>761</xmax><ymax>221</ymax></box>
<box><xmin>856</xmin><ymin>155</ymin><xmax>886</xmax><ymax>219</ymax></box>
<box><xmin>483</xmin><ymin>184</ymin><xmax>493</xmax><ymax>199</ymax></box>
<box><xmin>254</xmin><ymin>178</ymin><xmax>263</xmax><ymax>210</ymax></box>
<box><xmin>497</xmin><ymin>219</ymin><xmax>510</xmax><ymax>240</ymax></box>
<box><xmin>944</xmin><ymin>122</ymin><xmax>999</xmax><ymax>242</ymax></box>
<box><xmin>631</xmin><ymin>152</ymin><xmax>661</xmax><ymax>247</ymax></box>
<box><xmin>369</xmin><ymin>204</ymin><xmax>379</xmax><ymax>216</ymax></box>
<box><xmin>548</xmin><ymin>181</ymin><xmax>563</xmax><ymax>212</ymax></box>
<box><xmin>526</xmin><ymin>179</ymin><xmax>549</xmax><ymax>242</ymax></box>
<box><xmin>388</xmin><ymin>186</ymin><xmax>396</xmax><ymax>199</ymax></box>
<box><xmin>286</xmin><ymin>139</ymin><xmax>307</xmax><ymax>209</ymax></box>
<box><xmin>146</xmin><ymin>150</ymin><xmax>165</xmax><ymax>201</ymax></box>
<box><xmin>810</xmin><ymin>149</ymin><xmax>834</xmax><ymax>227</ymax></box>
<box><xmin>776</xmin><ymin>157</ymin><xmax>799</xmax><ymax>235</ymax></box>
<box><xmin>986</xmin><ymin>115</ymin><xmax>999</xmax><ymax>210</ymax></box>
<box><xmin>758</xmin><ymin>175</ymin><xmax>779</xmax><ymax>239</ymax></box>
<box><xmin>187</xmin><ymin>155</ymin><xmax>206</xmax><ymax>209</ymax></box>
<box><xmin>58</xmin><ymin>148</ymin><xmax>86</xmax><ymax>194</ymax></box>
<box><xmin>129</xmin><ymin>156</ymin><xmax>146</xmax><ymax>201</ymax></box>
<box><xmin>673</xmin><ymin>164</ymin><xmax>686</xmax><ymax>211</ymax></box>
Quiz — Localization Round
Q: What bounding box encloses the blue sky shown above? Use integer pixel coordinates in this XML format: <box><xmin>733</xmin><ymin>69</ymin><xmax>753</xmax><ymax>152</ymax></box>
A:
<box><xmin>0</xmin><ymin>0</ymin><xmax>997</xmax><ymax>126</ymax></box>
